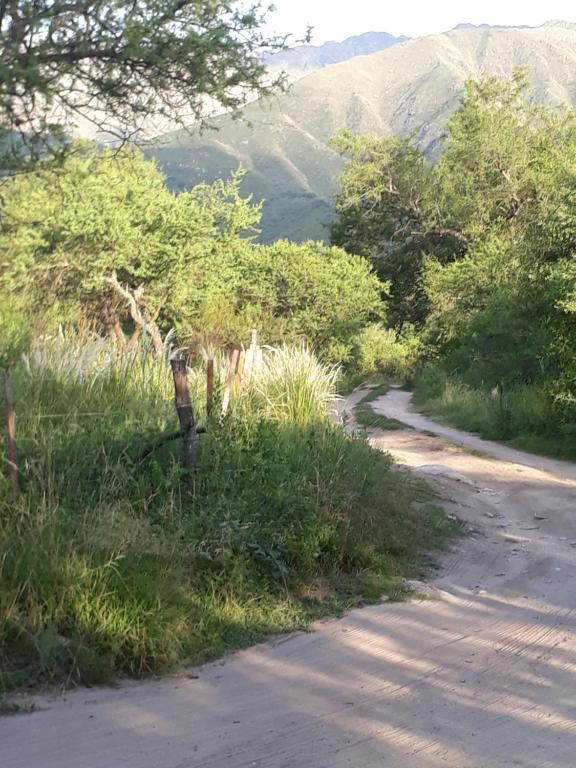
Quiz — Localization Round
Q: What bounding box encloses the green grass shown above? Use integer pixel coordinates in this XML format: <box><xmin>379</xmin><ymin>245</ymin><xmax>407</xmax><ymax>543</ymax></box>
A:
<box><xmin>0</xmin><ymin>335</ymin><xmax>457</xmax><ymax>693</ymax></box>
<box><xmin>354</xmin><ymin>384</ymin><xmax>408</xmax><ymax>432</ymax></box>
<box><xmin>413</xmin><ymin>371</ymin><xmax>576</xmax><ymax>461</ymax></box>
<box><xmin>337</xmin><ymin>371</ymin><xmax>383</xmax><ymax>395</ymax></box>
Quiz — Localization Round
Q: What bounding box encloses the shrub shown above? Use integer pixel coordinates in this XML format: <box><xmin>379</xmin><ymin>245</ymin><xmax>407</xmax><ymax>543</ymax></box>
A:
<box><xmin>247</xmin><ymin>345</ymin><xmax>340</xmax><ymax>426</ymax></box>
<box><xmin>0</xmin><ymin>150</ymin><xmax>386</xmax><ymax>365</ymax></box>
<box><xmin>352</xmin><ymin>324</ymin><xmax>421</xmax><ymax>380</ymax></box>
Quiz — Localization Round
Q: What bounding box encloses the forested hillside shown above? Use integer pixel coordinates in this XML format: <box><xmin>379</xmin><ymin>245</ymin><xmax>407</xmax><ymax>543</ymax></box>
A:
<box><xmin>151</xmin><ymin>23</ymin><xmax>576</xmax><ymax>242</ymax></box>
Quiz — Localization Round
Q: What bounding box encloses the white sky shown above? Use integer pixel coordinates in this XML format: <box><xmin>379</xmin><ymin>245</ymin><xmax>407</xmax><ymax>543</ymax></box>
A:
<box><xmin>265</xmin><ymin>0</ymin><xmax>576</xmax><ymax>44</ymax></box>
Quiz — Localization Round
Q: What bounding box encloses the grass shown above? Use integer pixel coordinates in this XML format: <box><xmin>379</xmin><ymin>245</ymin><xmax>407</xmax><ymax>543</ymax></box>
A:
<box><xmin>354</xmin><ymin>383</ymin><xmax>408</xmax><ymax>432</ymax></box>
<box><xmin>413</xmin><ymin>370</ymin><xmax>576</xmax><ymax>461</ymax></box>
<box><xmin>0</xmin><ymin>334</ymin><xmax>457</xmax><ymax>693</ymax></box>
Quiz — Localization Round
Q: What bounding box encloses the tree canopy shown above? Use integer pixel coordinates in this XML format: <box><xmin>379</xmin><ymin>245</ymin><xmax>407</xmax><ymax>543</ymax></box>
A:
<box><xmin>0</xmin><ymin>146</ymin><xmax>384</xmax><ymax>362</ymax></box>
<box><xmin>331</xmin><ymin>71</ymin><xmax>576</xmax><ymax>408</ymax></box>
<box><xmin>0</xmin><ymin>0</ymin><xmax>290</xmax><ymax>168</ymax></box>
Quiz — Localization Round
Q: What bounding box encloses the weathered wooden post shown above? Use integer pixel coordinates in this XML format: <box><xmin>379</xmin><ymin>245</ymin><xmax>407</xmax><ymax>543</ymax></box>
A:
<box><xmin>3</xmin><ymin>373</ymin><xmax>19</xmax><ymax>497</ymax></box>
<box><xmin>170</xmin><ymin>359</ymin><xmax>198</xmax><ymax>479</ymax></box>
<box><xmin>206</xmin><ymin>358</ymin><xmax>214</xmax><ymax>417</ymax></box>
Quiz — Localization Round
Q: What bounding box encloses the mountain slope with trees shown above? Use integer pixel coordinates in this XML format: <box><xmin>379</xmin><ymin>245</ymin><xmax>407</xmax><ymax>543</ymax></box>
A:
<box><xmin>151</xmin><ymin>23</ymin><xmax>576</xmax><ymax>242</ymax></box>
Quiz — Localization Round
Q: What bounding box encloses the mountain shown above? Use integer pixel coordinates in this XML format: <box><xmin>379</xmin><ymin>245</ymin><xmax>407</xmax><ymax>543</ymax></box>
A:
<box><xmin>265</xmin><ymin>31</ymin><xmax>409</xmax><ymax>80</ymax></box>
<box><xmin>150</xmin><ymin>23</ymin><xmax>576</xmax><ymax>243</ymax></box>
<box><xmin>452</xmin><ymin>23</ymin><xmax>532</xmax><ymax>30</ymax></box>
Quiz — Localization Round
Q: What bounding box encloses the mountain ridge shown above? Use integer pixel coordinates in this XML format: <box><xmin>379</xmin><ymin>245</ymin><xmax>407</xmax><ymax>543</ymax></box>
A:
<box><xmin>150</xmin><ymin>23</ymin><xmax>576</xmax><ymax>243</ymax></box>
<box><xmin>265</xmin><ymin>31</ymin><xmax>410</xmax><ymax>79</ymax></box>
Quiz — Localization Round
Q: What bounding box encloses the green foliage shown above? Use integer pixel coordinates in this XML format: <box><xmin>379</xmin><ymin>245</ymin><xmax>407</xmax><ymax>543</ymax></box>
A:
<box><xmin>333</xmin><ymin>71</ymin><xmax>576</xmax><ymax>440</ymax></box>
<box><xmin>331</xmin><ymin>130</ymin><xmax>464</xmax><ymax>325</ymax></box>
<box><xmin>243</xmin><ymin>240</ymin><xmax>385</xmax><ymax>359</ymax></box>
<box><xmin>0</xmin><ymin>148</ymin><xmax>384</xmax><ymax>362</ymax></box>
<box><xmin>354</xmin><ymin>385</ymin><xmax>407</xmax><ymax>432</ymax></box>
<box><xmin>0</xmin><ymin>335</ymin><xmax>454</xmax><ymax>691</ymax></box>
<box><xmin>247</xmin><ymin>345</ymin><xmax>340</xmax><ymax>426</ymax></box>
<box><xmin>351</xmin><ymin>324</ymin><xmax>421</xmax><ymax>380</ymax></box>
<box><xmin>0</xmin><ymin>1</ymin><xmax>290</xmax><ymax>170</ymax></box>
<box><xmin>422</xmin><ymin>74</ymin><xmax>576</xmax><ymax>413</ymax></box>
<box><xmin>0</xmin><ymin>289</ymin><xmax>30</xmax><ymax>371</ymax></box>
<box><xmin>413</xmin><ymin>366</ymin><xmax>576</xmax><ymax>460</ymax></box>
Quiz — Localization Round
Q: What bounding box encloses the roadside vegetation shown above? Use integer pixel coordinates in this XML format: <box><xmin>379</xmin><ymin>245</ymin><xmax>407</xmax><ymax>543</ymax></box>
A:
<box><xmin>0</xmin><ymin>116</ymin><xmax>452</xmax><ymax>695</ymax></box>
<box><xmin>332</xmin><ymin>71</ymin><xmax>576</xmax><ymax>459</ymax></box>
<box><xmin>352</xmin><ymin>385</ymin><xmax>407</xmax><ymax>432</ymax></box>
<box><xmin>3</xmin><ymin>13</ymin><xmax>574</xmax><ymax>697</ymax></box>
<box><xmin>0</xmin><ymin>335</ymin><xmax>453</xmax><ymax>692</ymax></box>
<box><xmin>412</xmin><ymin>372</ymin><xmax>576</xmax><ymax>461</ymax></box>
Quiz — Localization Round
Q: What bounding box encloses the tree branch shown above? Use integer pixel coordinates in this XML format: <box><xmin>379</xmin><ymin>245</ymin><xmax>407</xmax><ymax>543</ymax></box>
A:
<box><xmin>105</xmin><ymin>273</ymin><xmax>164</xmax><ymax>358</ymax></box>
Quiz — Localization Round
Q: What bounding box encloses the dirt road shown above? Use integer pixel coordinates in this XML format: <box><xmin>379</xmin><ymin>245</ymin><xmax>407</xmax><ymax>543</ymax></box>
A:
<box><xmin>3</xmin><ymin>389</ymin><xmax>576</xmax><ymax>767</ymax></box>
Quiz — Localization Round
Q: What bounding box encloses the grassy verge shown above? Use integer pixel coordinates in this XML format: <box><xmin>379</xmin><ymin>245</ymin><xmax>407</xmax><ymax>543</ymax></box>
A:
<box><xmin>0</xmin><ymin>337</ymin><xmax>457</xmax><ymax>693</ymax></box>
<box><xmin>413</xmin><ymin>370</ymin><xmax>576</xmax><ymax>461</ymax></box>
<box><xmin>337</xmin><ymin>371</ymin><xmax>384</xmax><ymax>396</ymax></box>
<box><xmin>354</xmin><ymin>384</ymin><xmax>408</xmax><ymax>432</ymax></box>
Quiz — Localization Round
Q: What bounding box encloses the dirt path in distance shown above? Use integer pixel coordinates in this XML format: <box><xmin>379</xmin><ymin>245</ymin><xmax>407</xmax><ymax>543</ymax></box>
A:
<box><xmin>3</xmin><ymin>389</ymin><xmax>576</xmax><ymax>768</ymax></box>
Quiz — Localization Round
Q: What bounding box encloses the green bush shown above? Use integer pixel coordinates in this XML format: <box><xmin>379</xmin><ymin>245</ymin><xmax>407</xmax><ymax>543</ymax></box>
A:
<box><xmin>0</xmin><ymin>149</ymin><xmax>385</xmax><ymax>364</ymax></box>
<box><xmin>414</xmin><ymin>367</ymin><xmax>575</xmax><ymax>458</ymax></box>
<box><xmin>0</xmin><ymin>334</ymin><xmax>453</xmax><ymax>691</ymax></box>
<box><xmin>352</xmin><ymin>324</ymin><xmax>421</xmax><ymax>380</ymax></box>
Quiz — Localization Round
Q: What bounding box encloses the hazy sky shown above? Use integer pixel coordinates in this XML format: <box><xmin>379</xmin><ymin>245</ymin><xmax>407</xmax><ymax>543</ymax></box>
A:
<box><xmin>265</xmin><ymin>0</ymin><xmax>576</xmax><ymax>44</ymax></box>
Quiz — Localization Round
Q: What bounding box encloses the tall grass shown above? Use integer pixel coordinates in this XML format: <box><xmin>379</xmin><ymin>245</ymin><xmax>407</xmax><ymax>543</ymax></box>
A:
<box><xmin>248</xmin><ymin>345</ymin><xmax>340</xmax><ymax>426</ymax></box>
<box><xmin>1</xmin><ymin>334</ymin><xmax>454</xmax><ymax>692</ymax></box>
<box><xmin>413</xmin><ymin>366</ymin><xmax>576</xmax><ymax>460</ymax></box>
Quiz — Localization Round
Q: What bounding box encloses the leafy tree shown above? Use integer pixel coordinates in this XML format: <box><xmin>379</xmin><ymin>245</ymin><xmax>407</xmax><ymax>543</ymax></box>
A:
<box><xmin>332</xmin><ymin>71</ymin><xmax>576</xmax><ymax>410</ymax></box>
<box><xmin>242</xmin><ymin>240</ymin><xmax>385</xmax><ymax>359</ymax></box>
<box><xmin>426</xmin><ymin>73</ymin><xmax>576</xmax><ymax>396</ymax></box>
<box><xmin>331</xmin><ymin>130</ymin><xmax>465</xmax><ymax>327</ymax></box>
<box><xmin>0</xmin><ymin>147</ymin><xmax>384</xmax><ymax>360</ymax></box>
<box><xmin>0</xmin><ymin>1</ymin><xmax>290</xmax><ymax>169</ymax></box>
<box><xmin>435</xmin><ymin>70</ymin><xmax>576</xmax><ymax>266</ymax></box>
<box><xmin>546</xmin><ymin>257</ymin><xmax>576</xmax><ymax>412</ymax></box>
<box><xmin>0</xmin><ymin>145</ymin><xmax>260</xmax><ymax>349</ymax></box>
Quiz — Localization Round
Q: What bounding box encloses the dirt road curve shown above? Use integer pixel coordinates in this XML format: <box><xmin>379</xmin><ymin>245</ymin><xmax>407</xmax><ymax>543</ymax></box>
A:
<box><xmin>3</xmin><ymin>389</ymin><xmax>576</xmax><ymax>768</ymax></box>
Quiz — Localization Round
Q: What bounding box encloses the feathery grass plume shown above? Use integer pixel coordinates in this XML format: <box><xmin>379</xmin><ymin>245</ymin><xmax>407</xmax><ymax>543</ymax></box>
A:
<box><xmin>247</xmin><ymin>344</ymin><xmax>341</xmax><ymax>426</ymax></box>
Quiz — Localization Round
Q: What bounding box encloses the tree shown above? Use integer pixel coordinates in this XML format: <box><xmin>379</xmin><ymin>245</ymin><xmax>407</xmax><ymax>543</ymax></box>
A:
<box><xmin>0</xmin><ymin>1</ymin><xmax>290</xmax><ymax>169</ymax></box>
<box><xmin>434</xmin><ymin>70</ymin><xmax>576</xmax><ymax>266</ymax></box>
<box><xmin>425</xmin><ymin>72</ymin><xmax>576</xmax><ymax>390</ymax></box>
<box><xmin>0</xmin><ymin>145</ymin><xmax>261</xmax><ymax>348</ymax></box>
<box><xmin>332</xmin><ymin>72</ymin><xmax>576</xmax><ymax>329</ymax></box>
<box><xmin>243</xmin><ymin>240</ymin><xmax>385</xmax><ymax>360</ymax></box>
<box><xmin>0</xmin><ymin>147</ymin><xmax>385</xmax><ymax>361</ymax></box>
<box><xmin>330</xmin><ymin>130</ymin><xmax>465</xmax><ymax>327</ymax></box>
<box><xmin>331</xmin><ymin>72</ymin><xmax>576</xmax><ymax>415</ymax></box>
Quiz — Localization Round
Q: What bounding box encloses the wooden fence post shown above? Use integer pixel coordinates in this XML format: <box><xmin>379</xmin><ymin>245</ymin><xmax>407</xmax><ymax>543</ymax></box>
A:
<box><xmin>170</xmin><ymin>359</ymin><xmax>198</xmax><ymax>480</ymax></box>
<box><xmin>206</xmin><ymin>358</ymin><xmax>214</xmax><ymax>417</ymax></box>
<box><xmin>3</xmin><ymin>374</ymin><xmax>19</xmax><ymax>497</ymax></box>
